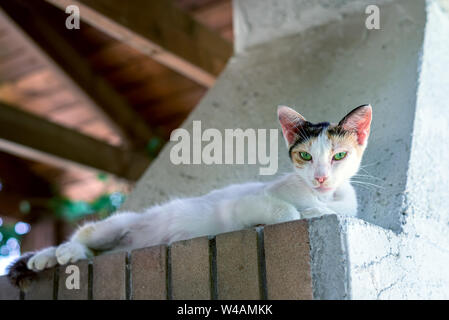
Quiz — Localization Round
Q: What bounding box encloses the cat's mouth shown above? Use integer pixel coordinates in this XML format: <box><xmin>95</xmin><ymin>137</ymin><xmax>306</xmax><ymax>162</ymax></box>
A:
<box><xmin>314</xmin><ymin>185</ymin><xmax>334</xmax><ymax>193</ymax></box>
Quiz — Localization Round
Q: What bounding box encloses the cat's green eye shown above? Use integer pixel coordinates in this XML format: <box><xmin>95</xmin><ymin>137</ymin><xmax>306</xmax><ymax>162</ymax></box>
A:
<box><xmin>333</xmin><ymin>152</ymin><xmax>347</xmax><ymax>161</ymax></box>
<box><xmin>299</xmin><ymin>152</ymin><xmax>312</xmax><ymax>161</ymax></box>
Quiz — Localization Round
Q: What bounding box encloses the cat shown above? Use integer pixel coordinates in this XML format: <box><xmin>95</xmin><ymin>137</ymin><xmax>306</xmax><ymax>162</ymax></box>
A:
<box><xmin>8</xmin><ymin>104</ymin><xmax>372</xmax><ymax>288</ymax></box>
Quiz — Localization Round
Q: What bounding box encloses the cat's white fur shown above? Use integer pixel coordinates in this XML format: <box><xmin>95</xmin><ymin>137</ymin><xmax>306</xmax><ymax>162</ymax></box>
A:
<box><xmin>26</xmin><ymin>105</ymin><xmax>371</xmax><ymax>271</ymax></box>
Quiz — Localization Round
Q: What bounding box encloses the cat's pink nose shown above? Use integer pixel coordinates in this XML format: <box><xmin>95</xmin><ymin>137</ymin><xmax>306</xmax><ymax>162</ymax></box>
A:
<box><xmin>315</xmin><ymin>176</ymin><xmax>328</xmax><ymax>184</ymax></box>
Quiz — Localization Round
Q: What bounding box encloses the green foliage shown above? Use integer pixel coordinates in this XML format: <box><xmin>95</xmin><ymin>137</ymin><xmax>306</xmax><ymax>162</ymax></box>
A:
<box><xmin>0</xmin><ymin>224</ymin><xmax>22</xmax><ymax>256</ymax></box>
<box><xmin>0</xmin><ymin>192</ymin><xmax>126</xmax><ymax>256</ymax></box>
<box><xmin>49</xmin><ymin>172</ymin><xmax>127</xmax><ymax>222</ymax></box>
<box><xmin>0</xmin><ymin>172</ymin><xmax>128</xmax><ymax>257</ymax></box>
<box><xmin>97</xmin><ymin>172</ymin><xmax>109</xmax><ymax>181</ymax></box>
<box><xmin>49</xmin><ymin>192</ymin><xmax>126</xmax><ymax>222</ymax></box>
<box><xmin>19</xmin><ymin>200</ymin><xmax>31</xmax><ymax>214</ymax></box>
<box><xmin>146</xmin><ymin>136</ymin><xmax>163</xmax><ymax>158</ymax></box>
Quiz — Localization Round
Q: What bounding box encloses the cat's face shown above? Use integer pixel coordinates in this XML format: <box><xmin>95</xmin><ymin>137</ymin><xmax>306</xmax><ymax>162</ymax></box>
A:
<box><xmin>278</xmin><ymin>105</ymin><xmax>372</xmax><ymax>194</ymax></box>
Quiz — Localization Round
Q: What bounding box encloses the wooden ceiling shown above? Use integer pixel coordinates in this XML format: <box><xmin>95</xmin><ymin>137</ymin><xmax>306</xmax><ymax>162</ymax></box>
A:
<box><xmin>0</xmin><ymin>0</ymin><xmax>233</xmax><ymax>212</ymax></box>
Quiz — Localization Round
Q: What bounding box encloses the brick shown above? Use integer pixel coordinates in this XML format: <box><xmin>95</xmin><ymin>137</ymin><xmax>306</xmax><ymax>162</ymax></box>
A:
<box><xmin>264</xmin><ymin>220</ymin><xmax>313</xmax><ymax>300</ymax></box>
<box><xmin>24</xmin><ymin>268</ymin><xmax>55</xmax><ymax>300</ymax></box>
<box><xmin>58</xmin><ymin>260</ymin><xmax>89</xmax><ymax>300</ymax></box>
<box><xmin>171</xmin><ymin>237</ymin><xmax>210</xmax><ymax>300</ymax></box>
<box><xmin>216</xmin><ymin>229</ymin><xmax>260</xmax><ymax>299</ymax></box>
<box><xmin>0</xmin><ymin>275</ymin><xmax>20</xmax><ymax>300</ymax></box>
<box><xmin>93</xmin><ymin>252</ymin><xmax>126</xmax><ymax>300</ymax></box>
<box><xmin>131</xmin><ymin>245</ymin><xmax>166</xmax><ymax>300</ymax></box>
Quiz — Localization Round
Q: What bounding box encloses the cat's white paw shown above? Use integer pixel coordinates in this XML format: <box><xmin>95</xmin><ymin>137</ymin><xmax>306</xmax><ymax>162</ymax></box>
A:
<box><xmin>55</xmin><ymin>242</ymin><xmax>89</xmax><ymax>265</ymax></box>
<box><xmin>301</xmin><ymin>207</ymin><xmax>336</xmax><ymax>219</ymax></box>
<box><xmin>27</xmin><ymin>247</ymin><xmax>57</xmax><ymax>271</ymax></box>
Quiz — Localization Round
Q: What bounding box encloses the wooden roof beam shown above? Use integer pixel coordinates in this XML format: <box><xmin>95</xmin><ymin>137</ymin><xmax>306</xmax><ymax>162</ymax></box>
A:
<box><xmin>0</xmin><ymin>102</ymin><xmax>150</xmax><ymax>181</ymax></box>
<box><xmin>0</xmin><ymin>2</ymin><xmax>154</xmax><ymax>148</ymax></box>
<box><xmin>44</xmin><ymin>0</ymin><xmax>233</xmax><ymax>87</ymax></box>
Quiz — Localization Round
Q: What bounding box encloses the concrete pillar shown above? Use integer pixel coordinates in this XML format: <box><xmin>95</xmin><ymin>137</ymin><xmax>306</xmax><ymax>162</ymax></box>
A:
<box><xmin>124</xmin><ymin>0</ymin><xmax>449</xmax><ymax>299</ymax></box>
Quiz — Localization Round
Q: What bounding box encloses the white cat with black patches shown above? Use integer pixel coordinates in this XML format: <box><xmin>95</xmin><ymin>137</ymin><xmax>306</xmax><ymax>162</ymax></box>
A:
<box><xmin>8</xmin><ymin>104</ymin><xmax>372</xmax><ymax>288</ymax></box>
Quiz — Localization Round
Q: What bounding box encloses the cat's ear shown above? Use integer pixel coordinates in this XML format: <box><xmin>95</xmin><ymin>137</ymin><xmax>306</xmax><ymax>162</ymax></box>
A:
<box><xmin>338</xmin><ymin>104</ymin><xmax>372</xmax><ymax>145</ymax></box>
<box><xmin>277</xmin><ymin>105</ymin><xmax>306</xmax><ymax>146</ymax></box>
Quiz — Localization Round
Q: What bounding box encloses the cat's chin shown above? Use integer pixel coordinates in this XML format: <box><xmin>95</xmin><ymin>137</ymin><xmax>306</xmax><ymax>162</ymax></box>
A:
<box><xmin>313</xmin><ymin>186</ymin><xmax>335</xmax><ymax>193</ymax></box>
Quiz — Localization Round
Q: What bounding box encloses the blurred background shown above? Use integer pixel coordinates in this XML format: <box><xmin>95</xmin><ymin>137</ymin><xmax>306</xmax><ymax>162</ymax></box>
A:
<box><xmin>0</xmin><ymin>0</ymin><xmax>233</xmax><ymax>274</ymax></box>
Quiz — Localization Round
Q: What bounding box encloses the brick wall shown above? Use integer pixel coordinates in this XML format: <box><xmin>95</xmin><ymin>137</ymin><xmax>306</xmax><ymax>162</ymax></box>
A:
<box><xmin>0</xmin><ymin>219</ymin><xmax>313</xmax><ymax>300</ymax></box>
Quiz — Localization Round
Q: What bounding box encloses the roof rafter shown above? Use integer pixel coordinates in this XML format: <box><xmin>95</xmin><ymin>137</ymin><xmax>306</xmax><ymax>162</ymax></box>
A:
<box><xmin>0</xmin><ymin>102</ymin><xmax>150</xmax><ymax>181</ymax></box>
<box><xmin>44</xmin><ymin>0</ymin><xmax>233</xmax><ymax>87</ymax></box>
<box><xmin>0</xmin><ymin>1</ymin><xmax>154</xmax><ymax>148</ymax></box>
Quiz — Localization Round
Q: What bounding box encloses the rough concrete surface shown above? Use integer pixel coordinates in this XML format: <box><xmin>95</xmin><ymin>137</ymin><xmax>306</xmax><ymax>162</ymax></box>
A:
<box><xmin>234</xmin><ymin>0</ymin><xmax>394</xmax><ymax>52</ymax></box>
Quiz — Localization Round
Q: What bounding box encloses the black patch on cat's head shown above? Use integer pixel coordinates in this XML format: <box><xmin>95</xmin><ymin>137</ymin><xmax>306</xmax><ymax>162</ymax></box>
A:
<box><xmin>288</xmin><ymin>121</ymin><xmax>330</xmax><ymax>158</ymax></box>
<box><xmin>327</xmin><ymin>125</ymin><xmax>349</xmax><ymax>138</ymax></box>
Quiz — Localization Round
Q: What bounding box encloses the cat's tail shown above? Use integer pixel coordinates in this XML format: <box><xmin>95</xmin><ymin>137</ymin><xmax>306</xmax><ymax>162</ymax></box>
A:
<box><xmin>6</xmin><ymin>252</ymin><xmax>38</xmax><ymax>290</ymax></box>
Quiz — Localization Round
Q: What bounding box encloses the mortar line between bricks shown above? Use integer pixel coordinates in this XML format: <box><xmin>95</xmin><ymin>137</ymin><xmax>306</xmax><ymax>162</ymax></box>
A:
<box><xmin>53</xmin><ymin>266</ymin><xmax>59</xmax><ymax>300</ymax></box>
<box><xmin>125</xmin><ymin>251</ymin><xmax>132</xmax><ymax>300</ymax></box>
<box><xmin>256</xmin><ymin>227</ymin><xmax>268</xmax><ymax>300</ymax></box>
<box><xmin>166</xmin><ymin>245</ymin><xmax>173</xmax><ymax>300</ymax></box>
<box><xmin>209</xmin><ymin>236</ymin><xmax>218</xmax><ymax>300</ymax></box>
<box><xmin>88</xmin><ymin>260</ymin><xmax>93</xmax><ymax>300</ymax></box>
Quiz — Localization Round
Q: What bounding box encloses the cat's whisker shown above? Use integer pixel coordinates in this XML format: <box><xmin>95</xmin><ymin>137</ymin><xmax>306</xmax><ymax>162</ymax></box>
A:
<box><xmin>351</xmin><ymin>179</ymin><xmax>381</xmax><ymax>185</ymax></box>
<box><xmin>350</xmin><ymin>184</ymin><xmax>380</xmax><ymax>192</ymax></box>
<box><xmin>359</xmin><ymin>162</ymin><xmax>379</xmax><ymax>169</ymax></box>
<box><xmin>357</xmin><ymin>167</ymin><xmax>385</xmax><ymax>180</ymax></box>
<box><xmin>350</xmin><ymin>183</ymin><xmax>376</xmax><ymax>191</ymax></box>
<box><xmin>350</xmin><ymin>180</ymin><xmax>385</xmax><ymax>189</ymax></box>
<box><xmin>353</xmin><ymin>174</ymin><xmax>380</xmax><ymax>179</ymax></box>
<box><xmin>358</xmin><ymin>167</ymin><xmax>371</xmax><ymax>175</ymax></box>
<box><xmin>353</xmin><ymin>174</ymin><xmax>383</xmax><ymax>181</ymax></box>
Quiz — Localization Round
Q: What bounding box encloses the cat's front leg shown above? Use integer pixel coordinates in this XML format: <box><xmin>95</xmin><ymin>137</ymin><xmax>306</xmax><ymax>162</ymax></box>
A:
<box><xmin>232</xmin><ymin>195</ymin><xmax>300</xmax><ymax>228</ymax></box>
<box><xmin>27</xmin><ymin>247</ymin><xmax>58</xmax><ymax>271</ymax></box>
<box><xmin>55</xmin><ymin>241</ymin><xmax>93</xmax><ymax>265</ymax></box>
<box><xmin>301</xmin><ymin>182</ymin><xmax>357</xmax><ymax>218</ymax></box>
<box><xmin>300</xmin><ymin>206</ymin><xmax>337</xmax><ymax>219</ymax></box>
<box><xmin>270</xmin><ymin>201</ymin><xmax>301</xmax><ymax>224</ymax></box>
<box><xmin>54</xmin><ymin>211</ymin><xmax>142</xmax><ymax>265</ymax></box>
